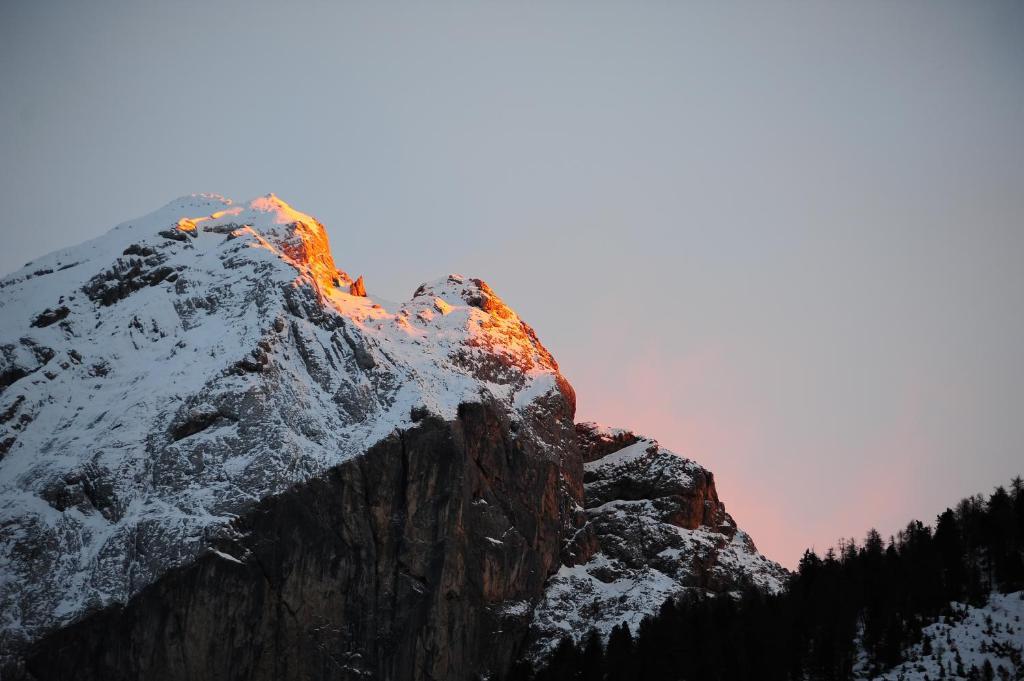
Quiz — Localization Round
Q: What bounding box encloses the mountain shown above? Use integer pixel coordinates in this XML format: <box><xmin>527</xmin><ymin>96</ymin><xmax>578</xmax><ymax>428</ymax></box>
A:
<box><xmin>0</xmin><ymin>195</ymin><xmax>784</xmax><ymax>680</ymax></box>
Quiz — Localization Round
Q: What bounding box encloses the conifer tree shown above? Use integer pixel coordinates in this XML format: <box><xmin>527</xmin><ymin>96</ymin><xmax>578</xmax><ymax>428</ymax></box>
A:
<box><xmin>604</xmin><ymin>623</ymin><xmax>634</xmax><ymax>681</ymax></box>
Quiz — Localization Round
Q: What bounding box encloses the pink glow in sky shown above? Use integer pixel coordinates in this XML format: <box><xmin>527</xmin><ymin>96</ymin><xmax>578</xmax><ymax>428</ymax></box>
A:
<box><xmin>566</xmin><ymin>332</ymin><xmax>938</xmax><ymax>567</ymax></box>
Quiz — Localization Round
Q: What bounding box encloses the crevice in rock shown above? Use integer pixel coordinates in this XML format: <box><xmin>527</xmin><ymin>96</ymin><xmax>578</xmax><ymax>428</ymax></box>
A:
<box><xmin>30</xmin><ymin>307</ymin><xmax>70</xmax><ymax>328</ymax></box>
<box><xmin>340</xmin><ymin>324</ymin><xmax>375</xmax><ymax>371</ymax></box>
<box><xmin>169</xmin><ymin>409</ymin><xmax>237</xmax><ymax>442</ymax></box>
<box><xmin>0</xmin><ymin>395</ymin><xmax>25</xmax><ymax>424</ymax></box>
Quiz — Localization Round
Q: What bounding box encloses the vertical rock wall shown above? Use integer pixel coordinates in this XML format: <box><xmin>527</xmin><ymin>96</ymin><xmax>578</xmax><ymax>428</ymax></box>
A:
<box><xmin>24</xmin><ymin>399</ymin><xmax>578</xmax><ymax>681</ymax></box>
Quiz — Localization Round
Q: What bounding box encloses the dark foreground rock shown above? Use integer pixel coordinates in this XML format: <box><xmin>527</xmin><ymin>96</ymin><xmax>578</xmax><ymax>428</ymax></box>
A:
<box><xmin>22</xmin><ymin>402</ymin><xmax>574</xmax><ymax>681</ymax></box>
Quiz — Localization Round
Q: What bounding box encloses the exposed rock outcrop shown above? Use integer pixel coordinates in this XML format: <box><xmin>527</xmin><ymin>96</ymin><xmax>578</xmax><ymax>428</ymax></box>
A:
<box><xmin>527</xmin><ymin>424</ymin><xmax>788</xmax><ymax>659</ymax></box>
<box><xmin>349</xmin><ymin>275</ymin><xmax>366</xmax><ymax>297</ymax></box>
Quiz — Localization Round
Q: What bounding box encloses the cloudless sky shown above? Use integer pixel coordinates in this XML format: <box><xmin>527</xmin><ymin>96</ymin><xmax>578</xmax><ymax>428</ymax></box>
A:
<box><xmin>2</xmin><ymin>0</ymin><xmax>1023</xmax><ymax>566</ymax></box>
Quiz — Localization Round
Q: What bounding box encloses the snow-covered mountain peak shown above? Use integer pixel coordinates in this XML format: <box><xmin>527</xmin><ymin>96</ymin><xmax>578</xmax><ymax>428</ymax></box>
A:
<box><xmin>139</xmin><ymin>192</ymin><xmax>348</xmax><ymax>294</ymax></box>
<box><xmin>120</xmin><ymin>193</ymin><xmax>315</xmax><ymax>233</ymax></box>
<box><xmin>3</xmin><ymin>192</ymin><xmax>349</xmax><ymax>296</ymax></box>
<box><xmin>0</xmin><ymin>195</ymin><xmax>574</xmax><ymax>653</ymax></box>
<box><xmin>397</xmin><ymin>274</ymin><xmax>562</xmax><ymax>387</ymax></box>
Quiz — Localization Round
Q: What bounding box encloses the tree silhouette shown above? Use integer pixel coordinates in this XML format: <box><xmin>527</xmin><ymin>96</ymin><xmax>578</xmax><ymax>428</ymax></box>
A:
<box><xmin>529</xmin><ymin>475</ymin><xmax>1024</xmax><ymax>681</ymax></box>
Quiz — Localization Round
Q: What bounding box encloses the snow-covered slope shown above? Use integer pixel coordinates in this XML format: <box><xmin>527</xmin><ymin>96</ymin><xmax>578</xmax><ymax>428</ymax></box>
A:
<box><xmin>0</xmin><ymin>194</ymin><xmax>568</xmax><ymax>653</ymax></box>
<box><xmin>863</xmin><ymin>591</ymin><xmax>1024</xmax><ymax>680</ymax></box>
<box><xmin>528</xmin><ymin>423</ymin><xmax>788</xmax><ymax>657</ymax></box>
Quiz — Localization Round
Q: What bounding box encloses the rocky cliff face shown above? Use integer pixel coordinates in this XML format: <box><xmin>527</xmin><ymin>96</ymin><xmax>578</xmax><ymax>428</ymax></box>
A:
<box><xmin>23</xmin><ymin>403</ymin><xmax>575</xmax><ymax>681</ymax></box>
<box><xmin>0</xmin><ymin>194</ymin><xmax>784</xmax><ymax>680</ymax></box>
<box><xmin>528</xmin><ymin>424</ymin><xmax>787</xmax><ymax>659</ymax></box>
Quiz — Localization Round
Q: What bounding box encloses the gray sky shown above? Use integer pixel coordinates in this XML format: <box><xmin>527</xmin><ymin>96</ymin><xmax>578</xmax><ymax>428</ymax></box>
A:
<box><xmin>2</xmin><ymin>0</ymin><xmax>1023</xmax><ymax>565</ymax></box>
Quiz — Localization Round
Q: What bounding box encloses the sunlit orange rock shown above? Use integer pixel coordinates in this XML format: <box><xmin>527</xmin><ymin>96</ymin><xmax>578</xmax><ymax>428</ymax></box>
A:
<box><xmin>350</xmin><ymin>275</ymin><xmax>366</xmax><ymax>297</ymax></box>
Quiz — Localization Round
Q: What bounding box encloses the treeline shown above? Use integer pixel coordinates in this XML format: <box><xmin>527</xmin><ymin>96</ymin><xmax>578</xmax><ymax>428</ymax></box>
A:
<box><xmin>520</xmin><ymin>476</ymin><xmax>1024</xmax><ymax>681</ymax></box>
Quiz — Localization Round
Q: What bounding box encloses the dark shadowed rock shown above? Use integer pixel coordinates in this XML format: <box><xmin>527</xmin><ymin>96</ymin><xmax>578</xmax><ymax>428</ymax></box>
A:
<box><xmin>29</xmin><ymin>307</ymin><xmax>70</xmax><ymax>328</ymax></box>
<box><xmin>23</xmin><ymin>402</ymin><xmax>574</xmax><ymax>681</ymax></box>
